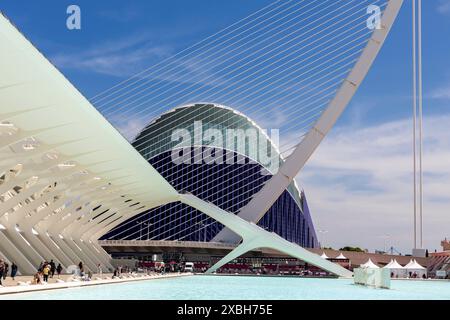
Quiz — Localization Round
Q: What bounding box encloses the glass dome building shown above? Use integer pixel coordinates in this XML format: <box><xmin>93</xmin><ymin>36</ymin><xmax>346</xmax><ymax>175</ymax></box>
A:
<box><xmin>102</xmin><ymin>103</ymin><xmax>318</xmax><ymax>248</ymax></box>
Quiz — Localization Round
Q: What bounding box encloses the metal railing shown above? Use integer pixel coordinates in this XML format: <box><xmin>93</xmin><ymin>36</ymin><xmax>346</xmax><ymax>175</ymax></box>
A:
<box><xmin>98</xmin><ymin>239</ymin><xmax>236</xmax><ymax>249</ymax></box>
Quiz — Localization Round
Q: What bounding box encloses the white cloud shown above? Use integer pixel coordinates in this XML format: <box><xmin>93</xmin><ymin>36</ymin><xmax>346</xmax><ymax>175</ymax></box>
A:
<box><xmin>50</xmin><ymin>34</ymin><xmax>231</xmax><ymax>94</ymax></box>
<box><xmin>108</xmin><ymin>113</ymin><xmax>150</xmax><ymax>141</ymax></box>
<box><xmin>437</xmin><ymin>0</ymin><xmax>450</xmax><ymax>14</ymax></box>
<box><xmin>51</xmin><ymin>33</ymin><xmax>173</xmax><ymax>77</ymax></box>
<box><xmin>432</xmin><ymin>83</ymin><xmax>450</xmax><ymax>100</ymax></box>
<box><xmin>296</xmin><ymin>114</ymin><xmax>450</xmax><ymax>254</ymax></box>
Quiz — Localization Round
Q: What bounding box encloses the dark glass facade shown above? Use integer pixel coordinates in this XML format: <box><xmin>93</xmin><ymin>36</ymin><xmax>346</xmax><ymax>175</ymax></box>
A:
<box><xmin>102</xmin><ymin>104</ymin><xmax>318</xmax><ymax>248</ymax></box>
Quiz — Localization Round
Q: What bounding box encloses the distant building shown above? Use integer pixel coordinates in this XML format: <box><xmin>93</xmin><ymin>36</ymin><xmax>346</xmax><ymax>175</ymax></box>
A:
<box><xmin>441</xmin><ymin>238</ymin><xmax>450</xmax><ymax>252</ymax></box>
<box><xmin>428</xmin><ymin>241</ymin><xmax>450</xmax><ymax>277</ymax></box>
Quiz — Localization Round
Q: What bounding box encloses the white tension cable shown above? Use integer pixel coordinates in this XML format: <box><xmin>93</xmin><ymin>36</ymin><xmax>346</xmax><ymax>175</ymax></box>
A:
<box><xmin>95</xmin><ymin>1</ymin><xmax>400</xmax><ymax>243</ymax></box>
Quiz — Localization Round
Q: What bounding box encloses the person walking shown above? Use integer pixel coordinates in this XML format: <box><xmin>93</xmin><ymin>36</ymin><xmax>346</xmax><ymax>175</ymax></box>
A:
<box><xmin>42</xmin><ymin>263</ymin><xmax>50</xmax><ymax>282</ymax></box>
<box><xmin>56</xmin><ymin>263</ymin><xmax>62</xmax><ymax>278</ymax></box>
<box><xmin>3</xmin><ymin>262</ymin><xmax>8</xmax><ymax>280</ymax></box>
<box><xmin>37</xmin><ymin>261</ymin><xmax>44</xmax><ymax>272</ymax></box>
<box><xmin>0</xmin><ymin>259</ymin><xmax>5</xmax><ymax>286</ymax></box>
<box><xmin>49</xmin><ymin>260</ymin><xmax>56</xmax><ymax>278</ymax></box>
<box><xmin>10</xmin><ymin>262</ymin><xmax>18</xmax><ymax>281</ymax></box>
<box><xmin>97</xmin><ymin>263</ymin><xmax>102</xmax><ymax>277</ymax></box>
<box><xmin>78</xmin><ymin>261</ymin><xmax>84</xmax><ymax>276</ymax></box>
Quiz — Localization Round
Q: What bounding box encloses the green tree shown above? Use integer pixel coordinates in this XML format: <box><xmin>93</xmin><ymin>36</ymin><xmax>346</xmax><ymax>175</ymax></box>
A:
<box><xmin>339</xmin><ymin>246</ymin><xmax>365</xmax><ymax>252</ymax></box>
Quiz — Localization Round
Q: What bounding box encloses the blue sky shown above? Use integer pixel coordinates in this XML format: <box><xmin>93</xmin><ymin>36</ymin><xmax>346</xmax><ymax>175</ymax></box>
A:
<box><xmin>1</xmin><ymin>0</ymin><xmax>448</xmax><ymax>121</ymax></box>
<box><xmin>1</xmin><ymin>0</ymin><xmax>450</xmax><ymax>253</ymax></box>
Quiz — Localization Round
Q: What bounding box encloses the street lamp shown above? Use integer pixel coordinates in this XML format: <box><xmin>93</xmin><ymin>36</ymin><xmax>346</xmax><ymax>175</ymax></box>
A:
<box><xmin>143</xmin><ymin>222</ymin><xmax>152</xmax><ymax>240</ymax></box>
<box><xmin>137</xmin><ymin>221</ymin><xmax>151</xmax><ymax>240</ymax></box>
<box><xmin>382</xmin><ymin>234</ymin><xmax>390</xmax><ymax>253</ymax></box>
<box><xmin>196</xmin><ymin>221</ymin><xmax>207</xmax><ymax>242</ymax></box>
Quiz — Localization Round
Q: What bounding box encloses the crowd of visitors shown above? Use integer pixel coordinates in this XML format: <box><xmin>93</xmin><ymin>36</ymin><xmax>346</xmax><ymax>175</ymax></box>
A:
<box><xmin>113</xmin><ymin>265</ymin><xmax>131</xmax><ymax>278</ymax></box>
<box><xmin>1</xmin><ymin>258</ymin><xmax>157</xmax><ymax>288</ymax></box>
<box><xmin>32</xmin><ymin>259</ymin><xmax>63</xmax><ymax>284</ymax></box>
<box><xmin>32</xmin><ymin>260</ymin><xmax>97</xmax><ymax>284</ymax></box>
<box><xmin>0</xmin><ymin>259</ymin><xmax>18</xmax><ymax>286</ymax></box>
<box><xmin>31</xmin><ymin>260</ymin><xmax>102</xmax><ymax>284</ymax></box>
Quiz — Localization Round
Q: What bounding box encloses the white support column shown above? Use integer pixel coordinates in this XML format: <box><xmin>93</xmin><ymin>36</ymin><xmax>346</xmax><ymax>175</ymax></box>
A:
<box><xmin>1</xmin><ymin>228</ymin><xmax>44</xmax><ymax>268</ymax></box>
<box><xmin>60</xmin><ymin>191</ymin><xmax>134</xmax><ymax>234</ymax></box>
<box><xmin>38</xmin><ymin>189</ymin><xmax>101</xmax><ymax>232</ymax></box>
<box><xmin>36</xmin><ymin>197</ymin><xmax>103</xmax><ymax>271</ymax></box>
<box><xmin>36</xmin><ymin>176</ymin><xmax>121</xmax><ymax>232</ymax></box>
<box><xmin>61</xmin><ymin>238</ymin><xmax>98</xmax><ymax>272</ymax></box>
<box><xmin>90</xmin><ymin>241</ymin><xmax>113</xmax><ymax>264</ymax></box>
<box><xmin>21</xmin><ymin>230</ymin><xmax>66</xmax><ymax>267</ymax></box>
<box><xmin>36</xmin><ymin>233</ymin><xmax>74</xmax><ymax>268</ymax></box>
<box><xmin>45</xmin><ymin>181</ymin><xmax>143</xmax><ymax>234</ymax></box>
<box><xmin>81</xmin><ymin>237</ymin><xmax>114</xmax><ymax>271</ymax></box>
<box><xmin>50</xmin><ymin>234</ymin><xmax>85</xmax><ymax>268</ymax></box>
<box><xmin>0</xmin><ymin>231</ymin><xmax>36</xmax><ymax>274</ymax></box>
<box><xmin>72</xmin><ymin>238</ymin><xmax>108</xmax><ymax>271</ymax></box>
<box><xmin>82</xmin><ymin>205</ymin><xmax>156</xmax><ymax>270</ymax></box>
<box><xmin>62</xmin><ymin>204</ymin><xmax>136</xmax><ymax>270</ymax></box>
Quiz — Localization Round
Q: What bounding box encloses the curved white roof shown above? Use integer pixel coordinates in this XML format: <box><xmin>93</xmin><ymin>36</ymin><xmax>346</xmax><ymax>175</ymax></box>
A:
<box><xmin>134</xmin><ymin>102</ymin><xmax>304</xmax><ymax>208</ymax></box>
<box><xmin>0</xmin><ymin>13</ymin><xmax>178</xmax><ymax>274</ymax></box>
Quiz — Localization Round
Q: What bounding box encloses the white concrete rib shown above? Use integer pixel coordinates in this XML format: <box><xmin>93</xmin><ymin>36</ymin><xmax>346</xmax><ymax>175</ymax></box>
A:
<box><xmin>0</xmin><ymin>12</ymin><xmax>178</xmax><ymax>274</ymax></box>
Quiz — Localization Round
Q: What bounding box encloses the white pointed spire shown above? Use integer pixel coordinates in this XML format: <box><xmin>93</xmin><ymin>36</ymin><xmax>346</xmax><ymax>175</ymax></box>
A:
<box><xmin>320</xmin><ymin>252</ymin><xmax>329</xmax><ymax>259</ymax></box>
<box><xmin>360</xmin><ymin>258</ymin><xmax>379</xmax><ymax>269</ymax></box>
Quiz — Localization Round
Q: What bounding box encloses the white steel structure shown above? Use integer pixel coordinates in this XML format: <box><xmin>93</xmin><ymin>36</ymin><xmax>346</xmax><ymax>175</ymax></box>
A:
<box><xmin>215</xmin><ymin>0</ymin><xmax>404</xmax><ymax>243</ymax></box>
<box><xmin>179</xmin><ymin>193</ymin><xmax>352</xmax><ymax>277</ymax></box>
<box><xmin>0</xmin><ymin>0</ymin><xmax>402</xmax><ymax>278</ymax></box>
<box><xmin>0</xmin><ymin>13</ymin><xmax>178</xmax><ymax>275</ymax></box>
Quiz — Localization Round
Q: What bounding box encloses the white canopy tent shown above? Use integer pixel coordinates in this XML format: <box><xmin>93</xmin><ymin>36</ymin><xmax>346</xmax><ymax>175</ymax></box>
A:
<box><xmin>320</xmin><ymin>252</ymin><xmax>329</xmax><ymax>259</ymax></box>
<box><xmin>336</xmin><ymin>253</ymin><xmax>347</xmax><ymax>260</ymax></box>
<box><xmin>404</xmin><ymin>259</ymin><xmax>427</xmax><ymax>278</ymax></box>
<box><xmin>383</xmin><ymin>259</ymin><xmax>406</xmax><ymax>278</ymax></box>
<box><xmin>334</xmin><ymin>253</ymin><xmax>351</xmax><ymax>269</ymax></box>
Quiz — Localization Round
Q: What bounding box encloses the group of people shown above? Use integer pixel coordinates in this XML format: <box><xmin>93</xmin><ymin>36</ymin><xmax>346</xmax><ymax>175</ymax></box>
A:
<box><xmin>113</xmin><ymin>265</ymin><xmax>135</xmax><ymax>278</ymax></box>
<box><xmin>0</xmin><ymin>259</ymin><xmax>18</xmax><ymax>286</ymax></box>
<box><xmin>1</xmin><ymin>259</ymin><xmax>105</xmax><ymax>286</ymax></box>
<box><xmin>33</xmin><ymin>260</ymin><xmax>63</xmax><ymax>284</ymax></box>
